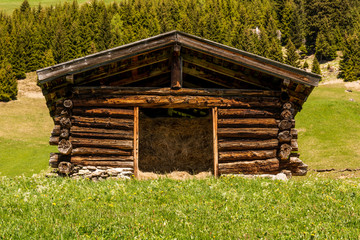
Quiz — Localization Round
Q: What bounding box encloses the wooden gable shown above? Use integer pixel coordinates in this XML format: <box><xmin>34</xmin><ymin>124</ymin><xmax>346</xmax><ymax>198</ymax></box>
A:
<box><xmin>37</xmin><ymin>31</ymin><xmax>320</xmax><ymax>117</ymax></box>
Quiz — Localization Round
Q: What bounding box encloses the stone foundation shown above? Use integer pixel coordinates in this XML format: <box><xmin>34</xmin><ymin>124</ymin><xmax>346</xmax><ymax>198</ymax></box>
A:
<box><xmin>47</xmin><ymin>165</ymin><xmax>134</xmax><ymax>180</ymax></box>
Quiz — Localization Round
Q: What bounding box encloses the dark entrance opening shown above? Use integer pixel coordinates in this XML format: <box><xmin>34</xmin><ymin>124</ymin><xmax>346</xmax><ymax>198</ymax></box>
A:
<box><xmin>139</xmin><ymin>108</ymin><xmax>213</xmax><ymax>174</ymax></box>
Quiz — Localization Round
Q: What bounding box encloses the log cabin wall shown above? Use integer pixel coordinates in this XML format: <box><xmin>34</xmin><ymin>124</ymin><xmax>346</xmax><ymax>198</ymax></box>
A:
<box><xmin>38</xmin><ymin>31</ymin><xmax>321</xmax><ymax>178</ymax></box>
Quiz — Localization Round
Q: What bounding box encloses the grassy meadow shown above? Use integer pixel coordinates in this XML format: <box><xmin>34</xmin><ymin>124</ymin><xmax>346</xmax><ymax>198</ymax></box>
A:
<box><xmin>0</xmin><ymin>0</ymin><xmax>118</xmax><ymax>14</ymax></box>
<box><xmin>1</xmin><ymin>175</ymin><xmax>360</xmax><ymax>239</ymax></box>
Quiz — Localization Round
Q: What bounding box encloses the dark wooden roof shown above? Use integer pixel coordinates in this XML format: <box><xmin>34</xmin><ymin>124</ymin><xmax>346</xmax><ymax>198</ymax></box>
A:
<box><xmin>37</xmin><ymin>30</ymin><xmax>320</xmax><ymax>86</ymax></box>
<box><xmin>37</xmin><ymin>31</ymin><xmax>321</xmax><ymax>116</ymax></box>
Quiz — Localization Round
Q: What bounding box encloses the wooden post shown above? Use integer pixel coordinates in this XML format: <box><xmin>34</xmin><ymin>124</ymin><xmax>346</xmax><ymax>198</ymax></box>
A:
<box><xmin>212</xmin><ymin>107</ymin><xmax>219</xmax><ymax>177</ymax></box>
<box><xmin>171</xmin><ymin>44</ymin><xmax>182</xmax><ymax>89</ymax></box>
<box><xmin>133</xmin><ymin>107</ymin><xmax>139</xmax><ymax>179</ymax></box>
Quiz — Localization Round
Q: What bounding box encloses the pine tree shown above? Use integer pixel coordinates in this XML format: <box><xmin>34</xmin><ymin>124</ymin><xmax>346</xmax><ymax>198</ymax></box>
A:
<box><xmin>311</xmin><ymin>57</ymin><xmax>321</xmax><ymax>75</ymax></box>
<box><xmin>285</xmin><ymin>39</ymin><xmax>300</xmax><ymax>68</ymax></box>
<box><xmin>0</xmin><ymin>60</ymin><xmax>17</xmax><ymax>101</ymax></box>
<box><xmin>340</xmin><ymin>33</ymin><xmax>360</xmax><ymax>82</ymax></box>
<box><xmin>315</xmin><ymin>32</ymin><xmax>336</xmax><ymax>61</ymax></box>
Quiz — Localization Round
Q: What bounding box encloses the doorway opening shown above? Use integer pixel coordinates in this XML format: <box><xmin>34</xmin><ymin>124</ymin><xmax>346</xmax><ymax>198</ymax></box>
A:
<box><xmin>138</xmin><ymin>108</ymin><xmax>213</xmax><ymax>174</ymax></box>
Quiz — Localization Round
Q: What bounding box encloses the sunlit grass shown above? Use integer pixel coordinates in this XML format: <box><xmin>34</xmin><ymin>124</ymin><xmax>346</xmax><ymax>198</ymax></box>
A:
<box><xmin>0</xmin><ymin>175</ymin><xmax>359</xmax><ymax>239</ymax></box>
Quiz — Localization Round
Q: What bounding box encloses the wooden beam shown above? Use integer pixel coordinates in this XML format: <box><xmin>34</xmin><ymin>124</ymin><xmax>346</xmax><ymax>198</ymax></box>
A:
<box><xmin>183</xmin><ymin>64</ymin><xmax>243</xmax><ymax>89</ymax></box>
<box><xmin>106</xmin><ymin>64</ymin><xmax>171</xmax><ymax>87</ymax></box>
<box><xmin>218</xmin><ymin>158</ymin><xmax>279</xmax><ymax>175</ymax></box>
<box><xmin>182</xmin><ymin>53</ymin><xmax>269</xmax><ymax>89</ymax></box>
<box><xmin>171</xmin><ymin>45</ymin><xmax>183</xmax><ymax>89</ymax></box>
<box><xmin>73</xmin><ymin>86</ymin><xmax>281</xmax><ymax>97</ymax></box>
<box><xmin>74</xmin><ymin>50</ymin><xmax>171</xmax><ymax>86</ymax></box>
<box><xmin>72</xmin><ymin>95</ymin><xmax>281</xmax><ymax>109</ymax></box>
<box><xmin>133</xmin><ymin>107</ymin><xmax>139</xmax><ymax>179</ymax></box>
<box><xmin>212</xmin><ymin>107</ymin><xmax>219</xmax><ymax>177</ymax></box>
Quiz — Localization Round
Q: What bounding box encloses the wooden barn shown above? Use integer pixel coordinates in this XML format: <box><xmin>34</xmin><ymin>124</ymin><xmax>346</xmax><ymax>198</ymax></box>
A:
<box><xmin>37</xmin><ymin>31</ymin><xmax>321</xmax><ymax>178</ymax></box>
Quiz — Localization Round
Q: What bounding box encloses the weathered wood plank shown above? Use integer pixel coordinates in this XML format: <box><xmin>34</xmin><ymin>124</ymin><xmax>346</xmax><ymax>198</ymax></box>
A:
<box><xmin>218</xmin><ymin>139</ymin><xmax>279</xmax><ymax>151</ymax></box>
<box><xmin>71</xmin><ymin>160</ymin><xmax>134</xmax><ymax>168</ymax></box>
<box><xmin>72</xmin><ymin>147</ymin><xmax>132</xmax><ymax>156</ymax></box>
<box><xmin>73</xmin><ymin>87</ymin><xmax>281</xmax><ymax>97</ymax></box>
<box><xmin>218</xmin><ymin>158</ymin><xmax>280</xmax><ymax>175</ymax></box>
<box><xmin>133</xmin><ymin>107</ymin><xmax>139</xmax><ymax>179</ymax></box>
<box><xmin>218</xmin><ymin>118</ymin><xmax>278</xmax><ymax>128</ymax></box>
<box><xmin>71</xmin><ymin>116</ymin><xmax>134</xmax><ymax>130</ymax></box>
<box><xmin>218</xmin><ymin>128</ymin><xmax>279</xmax><ymax>139</ymax></box>
<box><xmin>72</xmin><ymin>108</ymin><xmax>134</xmax><ymax>118</ymax></box>
<box><xmin>212</xmin><ymin>107</ymin><xmax>219</xmax><ymax>177</ymax></box>
<box><xmin>219</xmin><ymin>150</ymin><xmax>277</xmax><ymax>161</ymax></box>
<box><xmin>218</xmin><ymin>108</ymin><xmax>278</xmax><ymax>118</ymax></box>
<box><xmin>71</xmin><ymin>156</ymin><xmax>134</xmax><ymax>162</ymax></box>
<box><xmin>171</xmin><ymin>45</ymin><xmax>182</xmax><ymax>89</ymax></box>
<box><xmin>71</xmin><ymin>126</ymin><xmax>133</xmax><ymax>136</ymax></box>
<box><xmin>72</xmin><ymin>95</ymin><xmax>281</xmax><ymax>109</ymax></box>
<box><xmin>69</xmin><ymin>137</ymin><xmax>133</xmax><ymax>150</ymax></box>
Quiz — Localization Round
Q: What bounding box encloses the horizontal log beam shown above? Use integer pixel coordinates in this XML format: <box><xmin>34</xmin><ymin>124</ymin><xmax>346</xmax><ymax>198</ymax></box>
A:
<box><xmin>218</xmin><ymin>128</ymin><xmax>279</xmax><ymax>139</ymax></box>
<box><xmin>73</xmin><ymin>87</ymin><xmax>281</xmax><ymax>97</ymax></box>
<box><xmin>72</xmin><ymin>116</ymin><xmax>134</xmax><ymax>130</ymax></box>
<box><xmin>72</xmin><ymin>95</ymin><xmax>281</xmax><ymax>109</ymax></box>
<box><xmin>218</xmin><ymin>139</ymin><xmax>279</xmax><ymax>151</ymax></box>
<box><xmin>71</xmin><ymin>126</ymin><xmax>133</xmax><ymax>136</ymax></box>
<box><xmin>218</xmin><ymin>118</ymin><xmax>277</xmax><ymax>128</ymax></box>
<box><xmin>72</xmin><ymin>147</ymin><xmax>132</xmax><ymax>156</ymax></box>
<box><xmin>71</xmin><ymin>156</ymin><xmax>134</xmax><ymax>162</ymax></box>
<box><xmin>71</xmin><ymin>160</ymin><xmax>134</xmax><ymax>168</ymax></box>
<box><xmin>72</xmin><ymin>108</ymin><xmax>134</xmax><ymax>118</ymax></box>
<box><xmin>69</xmin><ymin>137</ymin><xmax>133</xmax><ymax>150</ymax></box>
<box><xmin>219</xmin><ymin>150</ymin><xmax>277</xmax><ymax>161</ymax></box>
<box><xmin>219</xmin><ymin>158</ymin><xmax>280</xmax><ymax>175</ymax></box>
<box><xmin>218</xmin><ymin>108</ymin><xmax>278</xmax><ymax>118</ymax></box>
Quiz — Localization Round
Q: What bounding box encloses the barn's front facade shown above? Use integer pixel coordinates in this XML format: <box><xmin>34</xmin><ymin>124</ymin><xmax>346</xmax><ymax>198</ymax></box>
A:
<box><xmin>37</xmin><ymin>31</ymin><xmax>321</xmax><ymax>178</ymax></box>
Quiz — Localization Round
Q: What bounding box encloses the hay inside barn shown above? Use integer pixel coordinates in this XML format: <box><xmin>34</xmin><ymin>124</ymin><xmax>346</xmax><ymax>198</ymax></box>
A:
<box><xmin>139</xmin><ymin>109</ymin><xmax>213</xmax><ymax>174</ymax></box>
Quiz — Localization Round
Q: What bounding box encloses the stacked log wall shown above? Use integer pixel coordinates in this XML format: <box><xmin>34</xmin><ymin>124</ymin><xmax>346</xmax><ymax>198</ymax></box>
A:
<box><xmin>217</xmin><ymin>107</ymin><xmax>282</xmax><ymax>175</ymax></box>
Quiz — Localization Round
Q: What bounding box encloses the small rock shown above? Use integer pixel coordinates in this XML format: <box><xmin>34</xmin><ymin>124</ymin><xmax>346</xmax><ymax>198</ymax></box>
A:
<box><xmin>345</xmin><ymin>89</ymin><xmax>352</xmax><ymax>93</ymax></box>
<box><xmin>87</xmin><ymin>166</ymin><xmax>97</xmax><ymax>171</ymax></box>
<box><xmin>97</xmin><ymin>166</ymin><xmax>108</xmax><ymax>170</ymax></box>
<box><xmin>91</xmin><ymin>171</ymin><xmax>102</xmax><ymax>177</ymax></box>
<box><xmin>78</xmin><ymin>169</ymin><xmax>91</xmax><ymax>175</ymax></box>
<box><xmin>274</xmin><ymin>173</ymin><xmax>288</xmax><ymax>181</ymax></box>
<box><xmin>107</xmin><ymin>169</ymin><xmax>119</xmax><ymax>176</ymax></box>
<box><xmin>121</xmin><ymin>171</ymin><xmax>134</xmax><ymax>176</ymax></box>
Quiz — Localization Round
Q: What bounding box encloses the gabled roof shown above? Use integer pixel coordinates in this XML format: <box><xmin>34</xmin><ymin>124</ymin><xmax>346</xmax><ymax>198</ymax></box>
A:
<box><xmin>37</xmin><ymin>30</ymin><xmax>320</xmax><ymax>87</ymax></box>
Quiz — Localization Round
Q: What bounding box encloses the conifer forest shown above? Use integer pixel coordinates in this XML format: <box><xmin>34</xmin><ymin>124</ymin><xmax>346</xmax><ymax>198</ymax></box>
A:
<box><xmin>1</xmin><ymin>0</ymin><xmax>360</xmax><ymax>101</ymax></box>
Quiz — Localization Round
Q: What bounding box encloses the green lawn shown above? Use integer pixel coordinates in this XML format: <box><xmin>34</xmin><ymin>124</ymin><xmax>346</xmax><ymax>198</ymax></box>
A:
<box><xmin>0</xmin><ymin>0</ymin><xmax>118</xmax><ymax>14</ymax></box>
<box><xmin>296</xmin><ymin>84</ymin><xmax>360</xmax><ymax>170</ymax></box>
<box><xmin>0</xmin><ymin>96</ymin><xmax>55</xmax><ymax>177</ymax></box>
<box><xmin>0</xmin><ymin>176</ymin><xmax>359</xmax><ymax>239</ymax></box>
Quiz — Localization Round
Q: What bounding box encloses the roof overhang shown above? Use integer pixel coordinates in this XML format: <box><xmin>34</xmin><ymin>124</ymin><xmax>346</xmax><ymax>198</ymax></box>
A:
<box><xmin>37</xmin><ymin>30</ymin><xmax>321</xmax><ymax>87</ymax></box>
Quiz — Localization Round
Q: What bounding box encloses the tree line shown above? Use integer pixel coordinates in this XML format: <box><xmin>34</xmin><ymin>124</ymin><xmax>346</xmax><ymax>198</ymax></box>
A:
<box><xmin>1</xmin><ymin>0</ymin><xmax>360</xmax><ymax>101</ymax></box>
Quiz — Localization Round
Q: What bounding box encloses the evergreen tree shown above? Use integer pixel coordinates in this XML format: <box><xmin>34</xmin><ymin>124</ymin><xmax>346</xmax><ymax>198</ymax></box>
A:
<box><xmin>285</xmin><ymin>39</ymin><xmax>300</xmax><ymax>68</ymax></box>
<box><xmin>315</xmin><ymin>32</ymin><xmax>336</xmax><ymax>61</ymax></box>
<box><xmin>340</xmin><ymin>33</ymin><xmax>360</xmax><ymax>82</ymax></box>
<box><xmin>311</xmin><ymin>57</ymin><xmax>321</xmax><ymax>75</ymax></box>
<box><xmin>0</xmin><ymin>60</ymin><xmax>17</xmax><ymax>101</ymax></box>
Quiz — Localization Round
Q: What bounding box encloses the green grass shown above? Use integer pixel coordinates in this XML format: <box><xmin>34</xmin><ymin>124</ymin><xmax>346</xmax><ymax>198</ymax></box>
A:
<box><xmin>0</xmin><ymin>0</ymin><xmax>118</xmax><ymax>14</ymax></box>
<box><xmin>0</xmin><ymin>96</ymin><xmax>55</xmax><ymax>177</ymax></box>
<box><xmin>296</xmin><ymin>85</ymin><xmax>360</xmax><ymax>170</ymax></box>
<box><xmin>0</xmin><ymin>176</ymin><xmax>359</xmax><ymax>239</ymax></box>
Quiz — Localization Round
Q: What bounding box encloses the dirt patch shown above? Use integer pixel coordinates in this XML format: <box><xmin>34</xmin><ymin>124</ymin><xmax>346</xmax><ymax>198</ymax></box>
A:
<box><xmin>17</xmin><ymin>72</ymin><xmax>43</xmax><ymax>98</ymax></box>
<box><xmin>138</xmin><ymin>170</ymin><xmax>212</xmax><ymax>180</ymax></box>
<box><xmin>344</xmin><ymin>81</ymin><xmax>360</xmax><ymax>91</ymax></box>
<box><xmin>139</xmin><ymin>112</ymin><xmax>213</xmax><ymax>174</ymax></box>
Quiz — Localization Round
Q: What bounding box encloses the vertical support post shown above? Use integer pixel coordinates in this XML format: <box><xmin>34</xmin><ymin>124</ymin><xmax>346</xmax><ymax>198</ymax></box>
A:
<box><xmin>133</xmin><ymin>107</ymin><xmax>139</xmax><ymax>179</ymax></box>
<box><xmin>212</xmin><ymin>107</ymin><xmax>219</xmax><ymax>177</ymax></box>
<box><xmin>171</xmin><ymin>44</ymin><xmax>182</xmax><ymax>89</ymax></box>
